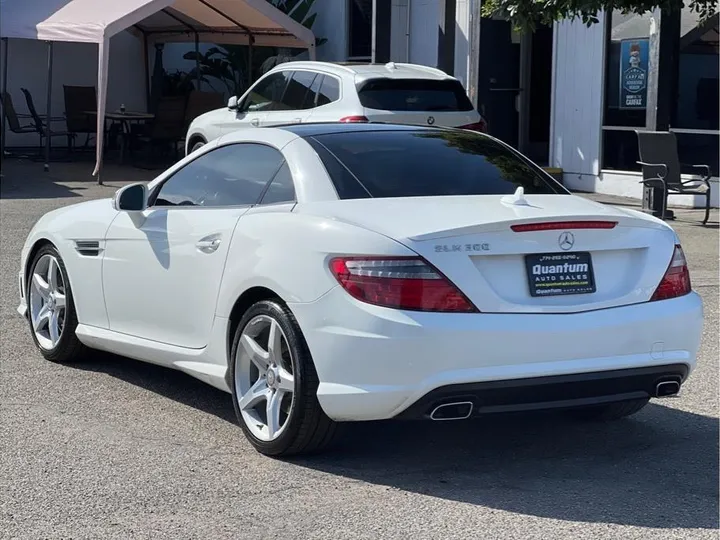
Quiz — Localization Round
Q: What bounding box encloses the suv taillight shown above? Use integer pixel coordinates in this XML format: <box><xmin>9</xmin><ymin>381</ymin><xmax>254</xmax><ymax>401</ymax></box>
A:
<box><xmin>459</xmin><ymin>118</ymin><xmax>488</xmax><ymax>133</ymax></box>
<box><xmin>650</xmin><ymin>245</ymin><xmax>692</xmax><ymax>301</ymax></box>
<box><xmin>329</xmin><ymin>256</ymin><xmax>477</xmax><ymax>312</ymax></box>
<box><xmin>339</xmin><ymin>115</ymin><xmax>369</xmax><ymax>123</ymax></box>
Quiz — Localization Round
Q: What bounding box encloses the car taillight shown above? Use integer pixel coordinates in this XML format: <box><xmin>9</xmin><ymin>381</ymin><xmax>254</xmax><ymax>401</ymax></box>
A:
<box><xmin>650</xmin><ymin>245</ymin><xmax>691</xmax><ymax>301</ymax></box>
<box><xmin>329</xmin><ymin>256</ymin><xmax>477</xmax><ymax>312</ymax></box>
<box><xmin>459</xmin><ymin>119</ymin><xmax>488</xmax><ymax>133</ymax></box>
<box><xmin>339</xmin><ymin>115</ymin><xmax>369</xmax><ymax>123</ymax></box>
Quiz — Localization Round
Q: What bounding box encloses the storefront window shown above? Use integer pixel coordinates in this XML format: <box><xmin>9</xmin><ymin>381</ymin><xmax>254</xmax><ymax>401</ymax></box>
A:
<box><xmin>348</xmin><ymin>0</ymin><xmax>373</xmax><ymax>60</ymax></box>
<box><xmin>601</xmin><ymin>10</ymin><xmax>652</xmax><ymax>171</ymax></box>
<box><xmin>672</xmin><ymin>12</ymin><xmax>719</xmax><ymax>175</ymax></box>
<box><xmin>602</xmin><ymin>9</ymin><xmax>719</xmax><ymax>175</ymax></box>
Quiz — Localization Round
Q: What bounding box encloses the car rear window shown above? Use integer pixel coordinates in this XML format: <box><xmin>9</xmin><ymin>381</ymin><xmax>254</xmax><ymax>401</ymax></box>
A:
<box><xmin>306</xmin><ymin>130</ymin><xmax>568</xmax><ymax>199</ymax></box>
<box><xmin>357</xmin><ymin>78</ymin><xmax>474</xmax><ymax>112</ymax></box>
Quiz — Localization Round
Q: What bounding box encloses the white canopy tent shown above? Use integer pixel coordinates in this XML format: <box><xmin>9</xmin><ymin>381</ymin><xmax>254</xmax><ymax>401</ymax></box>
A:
<box><xmin>0</xmin><ymin>0</ymin><xmax>316</xmax><ymax>182</ymax></box>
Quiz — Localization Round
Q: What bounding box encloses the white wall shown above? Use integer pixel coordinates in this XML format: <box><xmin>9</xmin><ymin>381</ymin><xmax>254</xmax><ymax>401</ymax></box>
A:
<box><xmin>453</xmin><ymin>0</ymin><xmax>471</xmax><ymax>90</ymax></box>
<box><xmin>408</xmin><ymin>0</ymin><xmax>441</xmax><ymax>66</ymax></box>
<box><xmin>2</xmin><ymin>32</ymin><xmax>145</xmax><ymax>147</ymax></box>
<box><xmin>390</xmin><ymin>0</ymin><xmax>410</xmax><ymax>61</ymax></box>
<box><xmin>389</xmin><ymin>0</ymin><xmax>444</xmax><ymax>66</ymax></box>
<box><xmin>311</xmin><ymin>0</ymin><xmax>348</xmax><ymax>61</ymax></box>
<box><xmin>550</xmin><ymin>14</ymin><xmax>607</xmax><ymax>191</ymax></box>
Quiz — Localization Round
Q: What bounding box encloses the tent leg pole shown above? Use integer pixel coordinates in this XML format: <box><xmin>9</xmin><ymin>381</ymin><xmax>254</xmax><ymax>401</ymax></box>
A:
<box><xmin>143</xmin><ymin>34</ymin><xmax>150</xmax><ymax>109</ymax></box>
<box><xmin>247</xmin><ymin>39</ymin><xmax>253</xmax><ymax>89</ymax></box>
<box><xmin>195</xmin><ymin>33</ymin><xmax>201</xmax><ymax>90</ymax></box>
<box><xmin>1</xmin><ymin>38</ymin><xmax>9</xmax><ymax>168</ymax></box>
<box><xmin>44</xmin><ymin>41</ymin><xmax>53</xmax><ymax>173</ymax></box>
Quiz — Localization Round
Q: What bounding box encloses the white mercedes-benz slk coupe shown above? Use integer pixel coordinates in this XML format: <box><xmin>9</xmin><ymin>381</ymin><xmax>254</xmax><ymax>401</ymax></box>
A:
<box><xmin>18</xmin><ymin>123</ymin><xmax>703</xmax><ymax>456</ymax></box>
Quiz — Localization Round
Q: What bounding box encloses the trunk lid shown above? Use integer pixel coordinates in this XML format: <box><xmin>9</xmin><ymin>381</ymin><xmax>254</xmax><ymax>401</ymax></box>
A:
<box><xmin>297</xmin><ymin>194</ymin><xmax>677</xmax><ymax>313</ymax></box>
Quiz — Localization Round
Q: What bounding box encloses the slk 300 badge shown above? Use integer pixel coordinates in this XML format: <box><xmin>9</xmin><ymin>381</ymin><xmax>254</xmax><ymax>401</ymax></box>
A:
<box><xmin>434</xmin><ymin>243</ymin><xmax>490</xmax><ymax>253</ymax></box>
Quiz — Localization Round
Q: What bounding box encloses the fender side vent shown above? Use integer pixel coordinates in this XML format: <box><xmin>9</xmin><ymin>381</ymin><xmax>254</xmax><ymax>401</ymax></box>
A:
<box><xmin>74</xmin><ymin>240</ymin><xmax>102</xmax><ymax>257</ymax></box>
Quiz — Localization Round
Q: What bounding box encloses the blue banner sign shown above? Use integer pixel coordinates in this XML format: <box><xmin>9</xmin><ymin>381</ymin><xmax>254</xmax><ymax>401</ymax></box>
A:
<box><xmin>619</xmin><ymin>38</ymin><xmax>649</xmax><ymax>109</ymax></box>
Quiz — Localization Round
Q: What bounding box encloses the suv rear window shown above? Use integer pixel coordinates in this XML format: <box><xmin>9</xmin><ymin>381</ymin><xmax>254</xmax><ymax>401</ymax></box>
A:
<box><xmin>357</xmin><ymin>79</ymin><xmax>474</xmax><ymax>112</ymax></box>
<box><xmin>306</xmin><ymin>130</ymin><xmax>568</xmax><ymax>199</ymax></box>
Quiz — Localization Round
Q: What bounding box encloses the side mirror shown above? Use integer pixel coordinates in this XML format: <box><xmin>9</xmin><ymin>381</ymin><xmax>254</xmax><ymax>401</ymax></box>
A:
<box><xmin>227</xmin><ymin>96</ymin><xmax>239</xmax><ymax>110</ymax></box>
<box><xmin>112</xmin><ymin>183</ymin><xmax>148</xmax><ymax>212</ymax></box>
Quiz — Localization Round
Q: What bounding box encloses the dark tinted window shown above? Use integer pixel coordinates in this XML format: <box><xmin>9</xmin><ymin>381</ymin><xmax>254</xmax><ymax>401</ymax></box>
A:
<box><xmin>281</xmin><ymin>71</ymin><xmax>319</xmax><ymax>110</ymax></box>
<box><xmin>153</xmin><ymin>144</ymin><xmax>284</xmax><ymax>207</ymax></box>
<box><xmin>357</xmin><ymin>79</ymin><xmax>474</xmax><ymax>112</ymax></box>
<box><xmin>317</xmin><ymin>76</ymin><xmax>340</xmax><ymax>106</ymax></box>
<box><xmin>348</xmin><ymin>0</ymin><xmax>372</xmax><ymax>59</ymax></box>
<box><xmin>259</xmin><ymin>162</ymin><xmax>296</xmax><ymax>205</ymax></box>
<box><xmin>307</xmin><ymin>130</ymin><xmax>567</xmax><ymax>200</ymax></box>
<box><xmin>241</xmin><ymin>72</ymin><xmax>290</xmax><ymax>112</ymax></box>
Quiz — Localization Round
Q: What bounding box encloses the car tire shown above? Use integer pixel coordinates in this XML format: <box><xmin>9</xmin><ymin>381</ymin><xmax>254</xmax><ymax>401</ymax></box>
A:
<box><xmin>230</xmin><ymin>299</ymin><xmax>339</xmax><ymax>457</ymax></box>
<box><xmin>26</xmin><ymin>244</ymin><xmax>88</xmax><ymax>363</ymax></box>
<box><xmin>572</xmin><ymin>398</ymin><xmax>649</xmax><ymax>421</ymax></box>
<box><xmin>190</xmin><ymin>140</ymin><xmax>205</xmax><ymax>154</ymax></box>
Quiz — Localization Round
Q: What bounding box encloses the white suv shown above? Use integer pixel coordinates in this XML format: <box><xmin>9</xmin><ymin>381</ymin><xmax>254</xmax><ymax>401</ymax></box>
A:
<box><xmin>184</xmin><ymin>61</ymin><xmax>487</xmax><ymax>154</ymax></box>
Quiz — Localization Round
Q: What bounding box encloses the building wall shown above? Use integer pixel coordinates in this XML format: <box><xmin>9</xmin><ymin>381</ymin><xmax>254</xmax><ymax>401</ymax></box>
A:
<box><xmin>549</xmin><ymin>15</ymin><xmax>606</xmax><ymax>191</ymax></box>
<box><xmin>2</xmin><ymin>32</ymin><xmax>146</xmax><ymax>147</ymax></box>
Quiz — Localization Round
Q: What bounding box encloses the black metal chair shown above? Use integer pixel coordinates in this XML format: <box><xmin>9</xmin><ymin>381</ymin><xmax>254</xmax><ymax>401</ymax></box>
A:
<box><xmin>636</xmin><ymin>130</ymin><xmax>713</xmax><ymax>225</ymax></box>
<box><xmin>20</xmin><ymin>88</ymin><xmax>75</xmax><ymax>151</ymax></box>
<box><xmin>63</xmin><ymin>85</ymin><xmax>97</xmax><ymax>149</ymax></box>
<box><xmin>2</xmin><ymin>91</ymin><xmax>36</xmax><ymax>137</ymax></box>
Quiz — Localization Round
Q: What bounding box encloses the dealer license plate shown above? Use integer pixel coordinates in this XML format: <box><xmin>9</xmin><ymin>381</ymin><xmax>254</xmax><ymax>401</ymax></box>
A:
<box><xmin>524</xmin><ymin>252</ymin><xmax>596</xmax><ymax>297</ymax></box>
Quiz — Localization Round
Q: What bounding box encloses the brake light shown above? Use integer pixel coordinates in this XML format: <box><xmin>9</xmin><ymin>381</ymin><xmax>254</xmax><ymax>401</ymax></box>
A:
<box><xmin>339</xmin><ymin>115</ymin><xmax>369</xmax><ymax>123</ymax></box>
<box><xmin>650</xmin><ymin>245</ymin><xmax>691</xmax><ymax>301</ymax></box>
<box><xmin>511</xmin><ymin>221</ymin><xmax>618</xmax><ymax>232</ymax></box>
<box><xmin>459</xmin><ymin>118</ymin><xmax>488</xmax><ymax>133</ymax></box>
<box><xmin>329</xmin><ymin>256</ymin><xmax>477</xmax><ymax>312</ymax></box>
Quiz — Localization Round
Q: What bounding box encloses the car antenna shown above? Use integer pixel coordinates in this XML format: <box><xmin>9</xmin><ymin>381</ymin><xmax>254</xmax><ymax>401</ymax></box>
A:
<box><xmin>501</xmin><ymin>186</ymin><xmax>531</xmax><ymax>206</ymax></box>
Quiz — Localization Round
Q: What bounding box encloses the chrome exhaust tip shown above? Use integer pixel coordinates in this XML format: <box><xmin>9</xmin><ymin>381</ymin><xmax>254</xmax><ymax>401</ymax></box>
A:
<box><xmin>429</xmin><ymin>401</ymin><xmax>473</xmax><ymax>421</ymax></box>
<box><xmin>656</xmin><ymin>380</ymin><xmax>681</xmax><ymax>398</ymax></box>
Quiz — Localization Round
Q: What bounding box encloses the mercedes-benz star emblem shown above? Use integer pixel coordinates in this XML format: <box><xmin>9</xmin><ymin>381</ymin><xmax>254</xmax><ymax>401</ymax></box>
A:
<box><xmin>427</xmin><ymin>116</ymin><xmax>435</xmax><ymax>125</ymax></box>
<box><xmin>558</xmin><ymin>231</ymin><xmax>575</xmax><ymax>251</ymax></box>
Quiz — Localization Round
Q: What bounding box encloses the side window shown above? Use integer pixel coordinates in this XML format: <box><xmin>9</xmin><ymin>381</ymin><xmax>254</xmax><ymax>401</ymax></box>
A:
<box><xmin>241</xmin><ymin>72</ymin><xmax>290</xmax><ymax>113</ymax></box>
<box><xmin>153</xmin><ymin>144</ymin><xmax>284</xmax><ymax>208</ymax></box>
<box><xmin>317</xmin><ymin>76</ymin><xmax>340</xmax><ymax>106</ymax></box>
<box><xmin>281</xmin><ymin>71</ymin><xmax>320</xmax><ymax>110</ymax></box>
<box><xmin>259</xmin><ymin>162</ymin><xmax>296</xmax><ymax>205</ymax></box>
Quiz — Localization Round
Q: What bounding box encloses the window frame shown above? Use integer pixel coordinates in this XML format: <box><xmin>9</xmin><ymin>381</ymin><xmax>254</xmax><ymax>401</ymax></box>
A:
<box><xmin>238</xmin><ymin>71</ymin><xmax>294</xmax><ymax>114</ymax></box>
<box><xmin>147</xmin><ymin>142</ymin><xmax>296</xmax><ymax>209</ymax></box>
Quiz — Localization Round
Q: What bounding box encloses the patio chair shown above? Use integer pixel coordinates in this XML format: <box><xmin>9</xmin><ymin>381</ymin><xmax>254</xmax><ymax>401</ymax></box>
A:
<box><xmin>137</xmin><ymin>95</ymin><xmax>188</xmax><ymax>163</ymax></box>
<box><xmin>63</xmin><ymin>85</ymin><xmax>97</xmax><ymax>148</ymax></box>
<box><xmin>636</xmin><ymin>130</ymin><xmax>713</xmax><ymax>225</ymax></box>
<box><xmin>21</xmin><ymin>88</ymin><xmax>76</xmax><ymax>151</ymax></box>
<box><xmin>184</xmin><ymin>90</ymin><xmax>224</xmax><ymax>131</ymax></box>
<box><xmin>2</xmin><ymin>91</ymin><xmax>36</xmax><ymax>137</ymax></box>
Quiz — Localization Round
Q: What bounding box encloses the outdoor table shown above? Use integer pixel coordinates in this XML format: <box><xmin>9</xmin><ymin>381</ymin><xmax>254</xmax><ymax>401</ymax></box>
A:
<box><xmin>83</xmin><ymin>110</ymin><xmax>155</xmax><ymax>165</ymax></box>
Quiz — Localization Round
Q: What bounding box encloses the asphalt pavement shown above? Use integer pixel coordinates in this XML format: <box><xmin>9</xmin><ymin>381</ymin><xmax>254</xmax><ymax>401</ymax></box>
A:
<box><xmin>1</xmin><ymin>161</ymin><xmax>718</xmax><ymax>539</ymax></box>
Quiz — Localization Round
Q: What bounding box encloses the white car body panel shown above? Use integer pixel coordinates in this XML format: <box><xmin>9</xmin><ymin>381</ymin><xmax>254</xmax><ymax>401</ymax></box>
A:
<box><xmin>289</xmin><ymin>288</ymin><xmax>703</xmax><ymax>421</ymax></box>
<box><xmin>18</xmin><ymin>126</ymin><xmax>704</xmax><ymax>423</ymax></box>
<box><xmin>185</xmin><ymin>61</ymin><xmax>482</xmax><ymax>154</ymax></box>
<box><xmin>102</xmin><ymin>206</ymin><xmax>247</xmax><ymax>348</ymax></box>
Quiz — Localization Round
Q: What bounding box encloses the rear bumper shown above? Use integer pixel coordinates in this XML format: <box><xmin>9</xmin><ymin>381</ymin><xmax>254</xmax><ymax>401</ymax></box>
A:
<box><xmin>289</xmin><ymin>288</ymin><xmax>703</xmax><ymax>422</ymax></box>
<box><xmin>394</xmin><ymin>364</ymin><xmax>689</xmax><ymax>420</ymax></box>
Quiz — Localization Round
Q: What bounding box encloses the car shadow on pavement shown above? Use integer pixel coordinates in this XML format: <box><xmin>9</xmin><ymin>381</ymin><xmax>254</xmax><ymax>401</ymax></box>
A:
<box><xmin>73</xmin><ymin>351</ymin><xmax>718</xmax><ymax>530</ymax></box>
<box><xmin>297</xmin><ymin>406</ymin><xmax>719</xmax><ymax>530</ymax></box>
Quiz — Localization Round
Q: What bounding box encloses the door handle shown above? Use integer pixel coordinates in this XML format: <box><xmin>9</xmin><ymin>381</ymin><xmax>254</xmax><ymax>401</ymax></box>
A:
<box><xmin>250</xmin><ymin>118</ymin><xmax>260</xmax><ymax>126</ymax></box>
<box><xmin>292</xmin><ymin>118</ymin><xmax>302</xmax><ymax>123</ymax></box>
<box><xmin>196</xmin><ymin>237</ymin><xmax>221</xmax><ymax>253</ymax></box>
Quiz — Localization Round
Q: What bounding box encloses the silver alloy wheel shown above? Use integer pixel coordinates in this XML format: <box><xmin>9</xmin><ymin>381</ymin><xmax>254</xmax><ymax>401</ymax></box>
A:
<box><xmin>235</xmin><ymin>315</ymin><xmax>295</xmax><ymax>442</ymax></box>
<box><xmin>28</xmin><ymin>254</ymin><xmax>67</xmax><ymax>350</ymax></box>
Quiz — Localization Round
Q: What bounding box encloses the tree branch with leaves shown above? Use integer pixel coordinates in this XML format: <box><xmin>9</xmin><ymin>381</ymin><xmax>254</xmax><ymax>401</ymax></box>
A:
<box><xmin>481</xmin><ymin>0</ymin><xmax>718</xmax><ymax>32</ymax></box>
